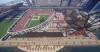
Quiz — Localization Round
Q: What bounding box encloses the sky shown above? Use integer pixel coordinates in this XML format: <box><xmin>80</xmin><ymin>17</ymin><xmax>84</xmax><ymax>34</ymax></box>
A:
<box><xmin>0</xmin><ymin>0</ymin><xmax>23</xmax><ymax>4</ymax></box>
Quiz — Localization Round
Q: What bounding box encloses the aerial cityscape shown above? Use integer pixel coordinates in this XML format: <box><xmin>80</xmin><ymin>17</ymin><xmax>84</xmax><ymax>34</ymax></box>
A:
<box><xmin>0</xmin><ymin>0</ymin><xmax>100</xmax><ymax>52</ymax></box>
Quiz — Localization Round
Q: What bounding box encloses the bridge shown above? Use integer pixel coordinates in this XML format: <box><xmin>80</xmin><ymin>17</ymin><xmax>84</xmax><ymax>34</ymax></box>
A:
<box><xmin>0</xmin><ymin>36</ymin><xmax>100</xmax><ymax>46</ymax></box>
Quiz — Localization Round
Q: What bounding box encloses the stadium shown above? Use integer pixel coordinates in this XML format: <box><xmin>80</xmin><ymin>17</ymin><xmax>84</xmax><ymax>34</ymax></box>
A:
<box><xmin>3</xmin><ymin>8</ymin><xmax>67</xmax><ymax>40</ymax></box>
<box><xmin>0</xmin><ymin>0</ymin><xmax>100</xmax><ymax>52</ymax></box>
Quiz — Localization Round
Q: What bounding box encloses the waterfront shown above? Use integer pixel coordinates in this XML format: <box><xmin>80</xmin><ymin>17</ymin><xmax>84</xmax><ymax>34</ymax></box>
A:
<box><xmin>0</xmin><ymin>46</ymin><xmax>100</xmax><ymax>52</ymax></box>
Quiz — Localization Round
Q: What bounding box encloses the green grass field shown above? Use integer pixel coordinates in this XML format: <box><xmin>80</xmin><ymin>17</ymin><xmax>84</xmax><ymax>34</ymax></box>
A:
<box><xmin>26</xmin><ymin>14</ymin><xmax>48</xmax><ymax>28</ymax></box>
<box><xmin>0</xmin><ymin>19</ymin><xmax>16</xmax><ymax>38</ymax></box>
<box><xmin>0</xmin><ymin>11</ymin><xmax>24</xmax><ymax>38</ymax></box>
